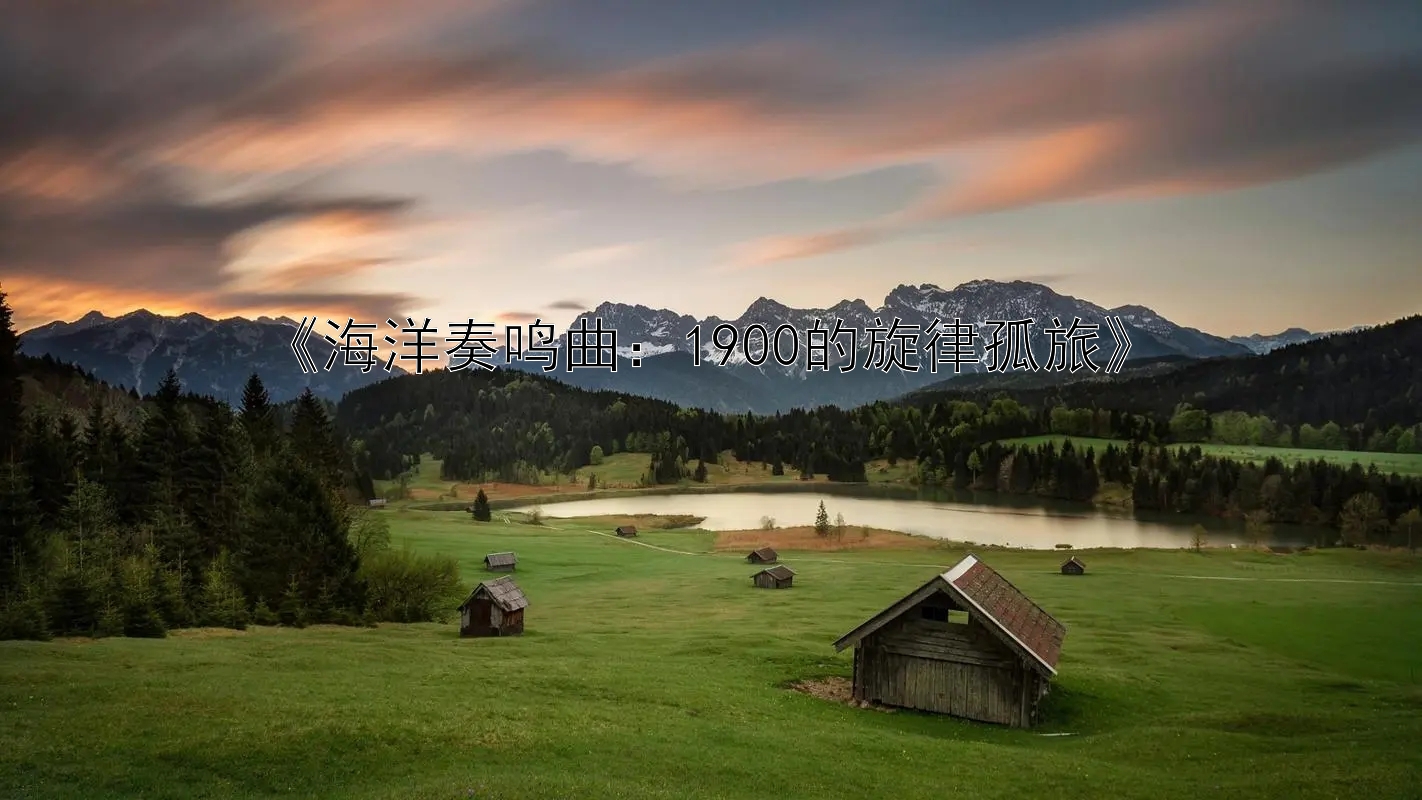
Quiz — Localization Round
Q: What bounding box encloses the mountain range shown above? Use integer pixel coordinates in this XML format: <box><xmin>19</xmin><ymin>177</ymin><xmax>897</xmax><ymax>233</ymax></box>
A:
<box><xmin>18</xmin><ymin>280</ymin><xmax>1333</xmax><ymax>410</ymax></box>
<box><xmin>18</xmin><ymin>309</ymin><xmax>399</xmax><ymax>404</ymax></box>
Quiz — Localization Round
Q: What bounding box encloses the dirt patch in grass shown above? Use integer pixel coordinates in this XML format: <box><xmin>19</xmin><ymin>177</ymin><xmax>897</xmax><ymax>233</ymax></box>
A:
<box><xmin>787</xmin><ymin>677</ymin><xmax>892</xmax><ymax>711</ymax></box>
<box><xmin>462</xmin><ymin>482</ymin><xmax>593</xmax><ymax>501</ymax></box>
<box><xmin>714</xmin><ymin>525</ymin><xmax>942</xmax><ymax>552</ymax></box>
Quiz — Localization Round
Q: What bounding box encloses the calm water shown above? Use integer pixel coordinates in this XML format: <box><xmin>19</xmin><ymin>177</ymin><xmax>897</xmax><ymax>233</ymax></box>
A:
<box><xmin>509</xmin><ymin>489</ymin><xmax>1322</xmax><ymax>550</ymax></box>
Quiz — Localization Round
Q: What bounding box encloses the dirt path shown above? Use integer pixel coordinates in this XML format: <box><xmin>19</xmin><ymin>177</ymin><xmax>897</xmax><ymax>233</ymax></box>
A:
<box><xmin>569</xmin><ymin>526</ymin><xmax>1422</xmax><ymax>586</ymax></box>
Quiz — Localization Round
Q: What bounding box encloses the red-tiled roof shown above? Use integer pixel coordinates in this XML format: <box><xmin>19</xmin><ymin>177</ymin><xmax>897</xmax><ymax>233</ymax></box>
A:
<box><xmin>948</xmin><ymin>557</ymin><xmax>1065</xmax><ymax>672</ymax></box>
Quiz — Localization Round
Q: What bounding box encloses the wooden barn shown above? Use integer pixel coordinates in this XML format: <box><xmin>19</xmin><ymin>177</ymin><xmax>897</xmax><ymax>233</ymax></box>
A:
<box><xmin>746</xmin><ymin>547</ymin><xmax>779</xmax><ymax>564</ymax></box>
<box><xmin>484</xmin><ymin>552</ymin><xmax>517</xmax><ymax>572</ymax></box>
<box><xmin>833</xmin><ymin>554</ymin><xmax>1066</xmax><ymax>728</ymax></box>
<box><xmin>458</xmin><ymin>576</ymin><xmax>528</xmax><ymax>637</ymax></box>
<box><xmin>752</xmin><ymin>565</ymin><xmax>795</xmax><ymax>589</ymax></box>
<box><xmin>1060</xmin><ymin>556</ymin><xmax>1085</xmax><ymax>575</ymax></box>
<box><xmin>615</xmin><ymin>525</ymin><xmax>638</xmax><ymax>537</ymax></box>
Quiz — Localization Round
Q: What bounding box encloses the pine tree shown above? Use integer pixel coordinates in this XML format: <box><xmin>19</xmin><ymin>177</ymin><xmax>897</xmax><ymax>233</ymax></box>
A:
<box><xmin>0</xmin><ymin>463</ymin><xmax>40</xmax><ymax>592</ymax></box>
<box><xmin>814</xmin><ymin>501</ymin><xmax>830</xmax><ymax>536</ymax></box>
<box><xmin>238</xmin><ymin>451</ymin><xmax>364</xmax><ymax>616</ymax></box>
<box><xmin>197</xmin><ymin>549</ymin><xmax>249</xmax><ymax>630</ymax></box>
<box><xmin>693</xmin><ymin>459</ymin><xmax>708</xmax><ymax>483</ymax></box>
<box><xmin>0</xmin><ymin>287</ymin><xmax>22</xmax><ymax>464</ymax></box>
<box><xmin>289</xmin><ymin>388</ymin><xmax>348</xmax><ymax>491</ymax></box>
<box><xmin>239</xmin><ymin>373</ymin><xmax>278</xmax><ymax>459</ymax></box>
<box><xmin>135</xmin><ymin>369</ymin><xmax>195</xmax><ymax>526</ymax></box>
<box><xmin>471</xmin><ymin>489</ymin><xmax>492</xmax><ymax>522</ymax></box>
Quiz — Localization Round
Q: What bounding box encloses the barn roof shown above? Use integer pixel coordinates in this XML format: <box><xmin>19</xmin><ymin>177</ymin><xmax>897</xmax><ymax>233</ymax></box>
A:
<box><xmin>484</xmin><ymin>552</ymin><xmax>517</xmax><ymax>567</ymax></box>
<box><xmin>832</xmin><ymin>555</ymin><xmax>1066</xmax><ymax>676</ymax></box>
<box><xmin>459</xmin><ymin>576</ymin><xmax>528</xmax><ymax>612</ymax></box>
<box><xmin>750</xmin><ymin>547</ymin><xmax>778</xmax><ymax>560</ymax></box>
<box><xmin>1061</xmin><ymin>556</ymin><xmax>1084</xmax><ymax>568</ymax></box>
<box><xmin>757</xmin><ymin>565</ymin><xmax>795</xmax><ymax>580</ymax></box>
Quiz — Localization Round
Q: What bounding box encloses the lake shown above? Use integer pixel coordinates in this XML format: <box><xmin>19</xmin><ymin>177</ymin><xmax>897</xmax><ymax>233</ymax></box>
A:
<box><xmin>508</xmin><ymin>489</ymin><xmax>1323</xmax><ymax>550</ymax></box>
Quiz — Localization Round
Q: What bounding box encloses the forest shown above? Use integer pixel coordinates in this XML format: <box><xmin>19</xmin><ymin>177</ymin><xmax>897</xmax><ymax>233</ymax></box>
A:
<box><xmin>911</xmin><ymin>314</ymin><xmax>1422</xmax><ymax>432</ymax></box>
<box><xmin>5</xmin><ymin>290</ymin><xmax>1422</xmax><ymax>642</ymax></box>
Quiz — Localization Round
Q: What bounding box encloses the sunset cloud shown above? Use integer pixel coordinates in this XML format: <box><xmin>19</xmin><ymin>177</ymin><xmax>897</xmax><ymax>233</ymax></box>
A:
<box><xmin>3</xmin><ymin>275</ymin><xmax>413</xmax><ymax>334</ymax></box>
<box><xmin>2</xmin><ymin>0</ymin><xmax>1419</xmax><ymax>321</ymax></box>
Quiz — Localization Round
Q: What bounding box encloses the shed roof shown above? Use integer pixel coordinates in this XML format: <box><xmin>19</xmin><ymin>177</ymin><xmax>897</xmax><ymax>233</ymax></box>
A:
<box><xmin>615</xmin><ymin>525</ymin><xmax>637</xmax><ymax>534</ymax></box>
<box><xmin>833</xmin><ymin>555</ymin><xmax>1066</xmax><ymax>676</ymax></box>
<box><xmin>757</xmin><ymin>565</ymin><xmax>795</xmax><ymax>581</ymax></box>
<box><xmin>749</xmin><ymin>547</ymin><xmax>778</xmax><ymax>560</ymax></box>
<box><xmin>484</xmin><ymin>552</ymin><xmax>517</xmax><ymax>568</ymax></box>
<box><xmin>459</xmin><ymin>575</ymin><xmax>528</xmax><ymax>612</ymax></box>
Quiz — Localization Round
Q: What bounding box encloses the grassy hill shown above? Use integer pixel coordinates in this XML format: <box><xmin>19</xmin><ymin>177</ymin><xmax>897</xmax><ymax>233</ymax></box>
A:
<box><xmin>1002</xmin><ymin>435</ymin><xmax>1422</xmax><ymax>477</ymax></box>
<box><xmin>2</xmin><ymin>510</ymin><xmax>1419</xmax><ymax>798</ymax></box>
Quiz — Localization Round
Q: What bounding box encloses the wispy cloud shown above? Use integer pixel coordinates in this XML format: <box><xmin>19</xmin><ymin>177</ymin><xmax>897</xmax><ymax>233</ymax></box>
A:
<box><xmin>551</xmin><ymin>242</ymin><xmax>650</xmax><ymax>271</ymax></box>
<box><xmin>3</xmin><ymin>0</ymin><xmax>1419</xmax><ymax>307</ymax></box>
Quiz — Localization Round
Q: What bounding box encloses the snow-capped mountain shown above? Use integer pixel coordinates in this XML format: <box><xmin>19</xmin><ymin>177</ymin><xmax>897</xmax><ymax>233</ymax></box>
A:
<box><xmin>502</xmin><ymin>280</ymin><xmax>1254</xmax><ymax>411</ymax></box>
<box><xmin>23</xmin><ymin>280</ymin><xmax>1282</xmax><ymax>412</ymax></box>
<box><xmin>19</xmin><ymin>310</ymin><xmax>398</xmax><ymax>403</ymax></box>
<box><xmin>1226</xmin><ymin>327</ymin><xmax>1324</xmax><ymax>355</ymax></box>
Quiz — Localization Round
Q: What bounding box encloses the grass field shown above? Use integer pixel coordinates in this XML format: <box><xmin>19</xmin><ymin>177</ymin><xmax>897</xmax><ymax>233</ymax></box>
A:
<box><xmin>1002</xmin><ymin>436</ymin><xmax>1422</xmax><ymax>477</ymax></box>
<box><xmin>380</xmin><ymin>452</ymin><xmax>918</xmax><ymax>507</ymax></box>
<box><xmin>4</xmin><ymin>511</ymin><xmax>1420</xmax><ymax>799</ymax></box>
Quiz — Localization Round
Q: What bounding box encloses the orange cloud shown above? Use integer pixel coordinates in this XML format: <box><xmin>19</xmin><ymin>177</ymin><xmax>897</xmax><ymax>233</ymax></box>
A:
<box><xmin>907</xmin><ymin>122</ymin><xmax>1131</xmax><ymax>218</ymax></box>
<box><xmin>736</xmin><ymin>227</ymin><xmax>885</xmax><ymax>266</ymax></box>
<box><xmin>4</xmin><ymin>274</ymin><xmax>411</xmax><ymax>335</ymax></box>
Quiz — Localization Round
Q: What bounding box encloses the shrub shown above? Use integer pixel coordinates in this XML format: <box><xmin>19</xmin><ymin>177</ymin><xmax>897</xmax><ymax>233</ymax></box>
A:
<box><xmin>361</xmin><ymin>546</ymin><xmax>466</xmax><ymax>624</ymax></box>
<box><xmin>0</xmin><ymin>592</ymin><xmax>52</xmax><ymax>641</ymax></box>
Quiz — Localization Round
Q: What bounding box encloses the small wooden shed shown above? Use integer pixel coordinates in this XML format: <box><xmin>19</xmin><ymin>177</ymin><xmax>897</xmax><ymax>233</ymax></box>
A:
<box><xmin>833</xmin><ymin>554</ymin><xmax>1066</xmax><ymax>728</ymax></box>
<box><xmin>458</xmin><ymin>576</ymin><xmax>528</xmax><ymax>637</ymax></box>
<box><xmin>1060</xmin><ymin>556</ymin><xmax>1085</xmax><ymax>575</ymax></box>
<box><xmin>484</xmin><ymin>552</ymin><xmax>517</xmax><ymax>572</ymax></box>
<box><xmin>368</xmin><ymin>498</ymin><xmax>387</xmax><ymax>508</ymax></box>
<box><xmin>615</xmin><ymin>525</ymin><xmax>638</xmax><ymax>537</ymax></box>
<box><xmin>746</xmin><ymin>547</ymin><xmax>779</xmax><ymax>564</ymax></box>
<box><xmin>753</xmin><ymin>565</ymin><xmax>795</xmax><ymax>589</ymax></box>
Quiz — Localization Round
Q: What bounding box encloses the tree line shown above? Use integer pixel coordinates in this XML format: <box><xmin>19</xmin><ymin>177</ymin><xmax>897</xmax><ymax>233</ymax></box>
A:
<box><xmin>332</xmin><ymin>357</ymin><xmax>1422</xmax><ymax>541</ymax></box>
<box><xmin>1</xmin><ymin>287</ymin><xmax>465</xmax><ymax>641</ymax></box>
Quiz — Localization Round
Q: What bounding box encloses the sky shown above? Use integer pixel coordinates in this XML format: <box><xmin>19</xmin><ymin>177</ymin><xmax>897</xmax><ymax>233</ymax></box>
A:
<box><xmin>2</xmin><ymin>0</ymin><xmax>1421</xmax><ymax>337</ymax></box>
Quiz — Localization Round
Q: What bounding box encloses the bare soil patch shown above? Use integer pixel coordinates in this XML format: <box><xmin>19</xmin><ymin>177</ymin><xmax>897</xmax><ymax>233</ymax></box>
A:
<box><xmin>787</xmin><ymin>677</ymin><xmax>892</xmax><ymax>711</ymax></box>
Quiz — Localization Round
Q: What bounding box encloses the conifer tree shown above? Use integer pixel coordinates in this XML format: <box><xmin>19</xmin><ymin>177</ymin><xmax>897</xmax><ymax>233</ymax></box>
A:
<box><xmin>471</xmin><ymin>489</ymin><xmax>492</xmax><ymax>522</ymax></box>
<box><xmin>238</xmin><ymin>451</ymin><xmax>365</xmax><ymax>615</ymax></box>
<box><xmin>0</xmin><ymin>288</ymin><xmax>22</xmax><ymax>464</ymax></box>
<box><xmin>239</xmin><ymin>373</ymin><xmax>278</xmax><ymax>459</ymax></box>
<box><xmin>814</xmin><ymin>501</ymin><xmax>830</xmax><ymax>536</ymax></box>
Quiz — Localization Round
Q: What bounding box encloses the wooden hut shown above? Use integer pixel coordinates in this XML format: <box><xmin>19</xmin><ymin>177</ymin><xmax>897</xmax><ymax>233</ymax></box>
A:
<box><xmin>752</xmin><ymin>565</ymin><xmax>795</xmax><ymax>589</ymax></box>
<box><xmin>833</xmin><ymin>554</ymin><xmax>1066</xmax><ymax>728</ymax></box>
<box><xmin>746</xmin><ymin>547</ymin><xmax>779</xmax><ymax>564</ymax></box>
<box><xmin>484</xmin><ymin>552</ymin><xmax>517</xmax><ymax>572</ymax></box>
<box><xmin>1060</xmin><ymin>556</ymin><xmax>1085</xmax><ymax>575</ymax></box>
<box><xmin>368</xmin><ymin>498</ymin><xmax>387</xmax><ymax>508</ymax></box>
<box><xmin>458</xmin><ymin>576</ymin><xmax>527</xmax><ymax>637</ymax></box>
<box><xmin>615</xmin><ymin>525</ymin><xmax>638</xmax><ymax>537</ymax></box>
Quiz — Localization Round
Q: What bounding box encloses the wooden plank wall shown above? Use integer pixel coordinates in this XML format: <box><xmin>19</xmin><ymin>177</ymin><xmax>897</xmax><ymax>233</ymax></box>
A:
<box><xmin>854</xmin><ymin>614</ymin><xmax>1035</xmax><ymax>726</ymax></box>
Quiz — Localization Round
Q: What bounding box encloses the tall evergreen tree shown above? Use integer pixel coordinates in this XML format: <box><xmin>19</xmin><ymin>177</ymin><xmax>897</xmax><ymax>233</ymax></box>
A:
<box><xmin>239</xmin><ymin>373</ymin><xmax>278</xmax><ymax>459</ymax></box>
<box><xmin>0</xmin><ymin>463</ymin><xmax>40</xmax><ymax>592</ymax></box>
<box><xmin>289</xmin><ymin>388</ymin><xmax>347</xmax><ymax>491</ymax></box>
<box><xmin>471</xmin><ymin>489</ymin><xmax>492</xmax><ymax>522</ymax></box>
<box><xmin>0</xmin><ymin>288</ymin><xmax>21</xmax><ymax>464</ymax></box>
<box><xmin>135</xmin><ymin>369</ymin><xmax>193</xmax><ymax>519</ymax></box>
<box><xmin>237</xmin><ymin>451</ymin><xmax>365</xmax><ymax>614</ymax></box>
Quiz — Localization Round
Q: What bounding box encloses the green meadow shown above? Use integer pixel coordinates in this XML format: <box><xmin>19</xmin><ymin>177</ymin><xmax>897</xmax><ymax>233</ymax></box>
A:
<box><xmin>1002</xmin><ymin>435</ymin><xmax>1422</xmax><ymax>477</ymax></box>
<box><xmin>3</xmin><ymin>510</ymin><xmax>1420</xmax><ymax>799</ymax></box>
